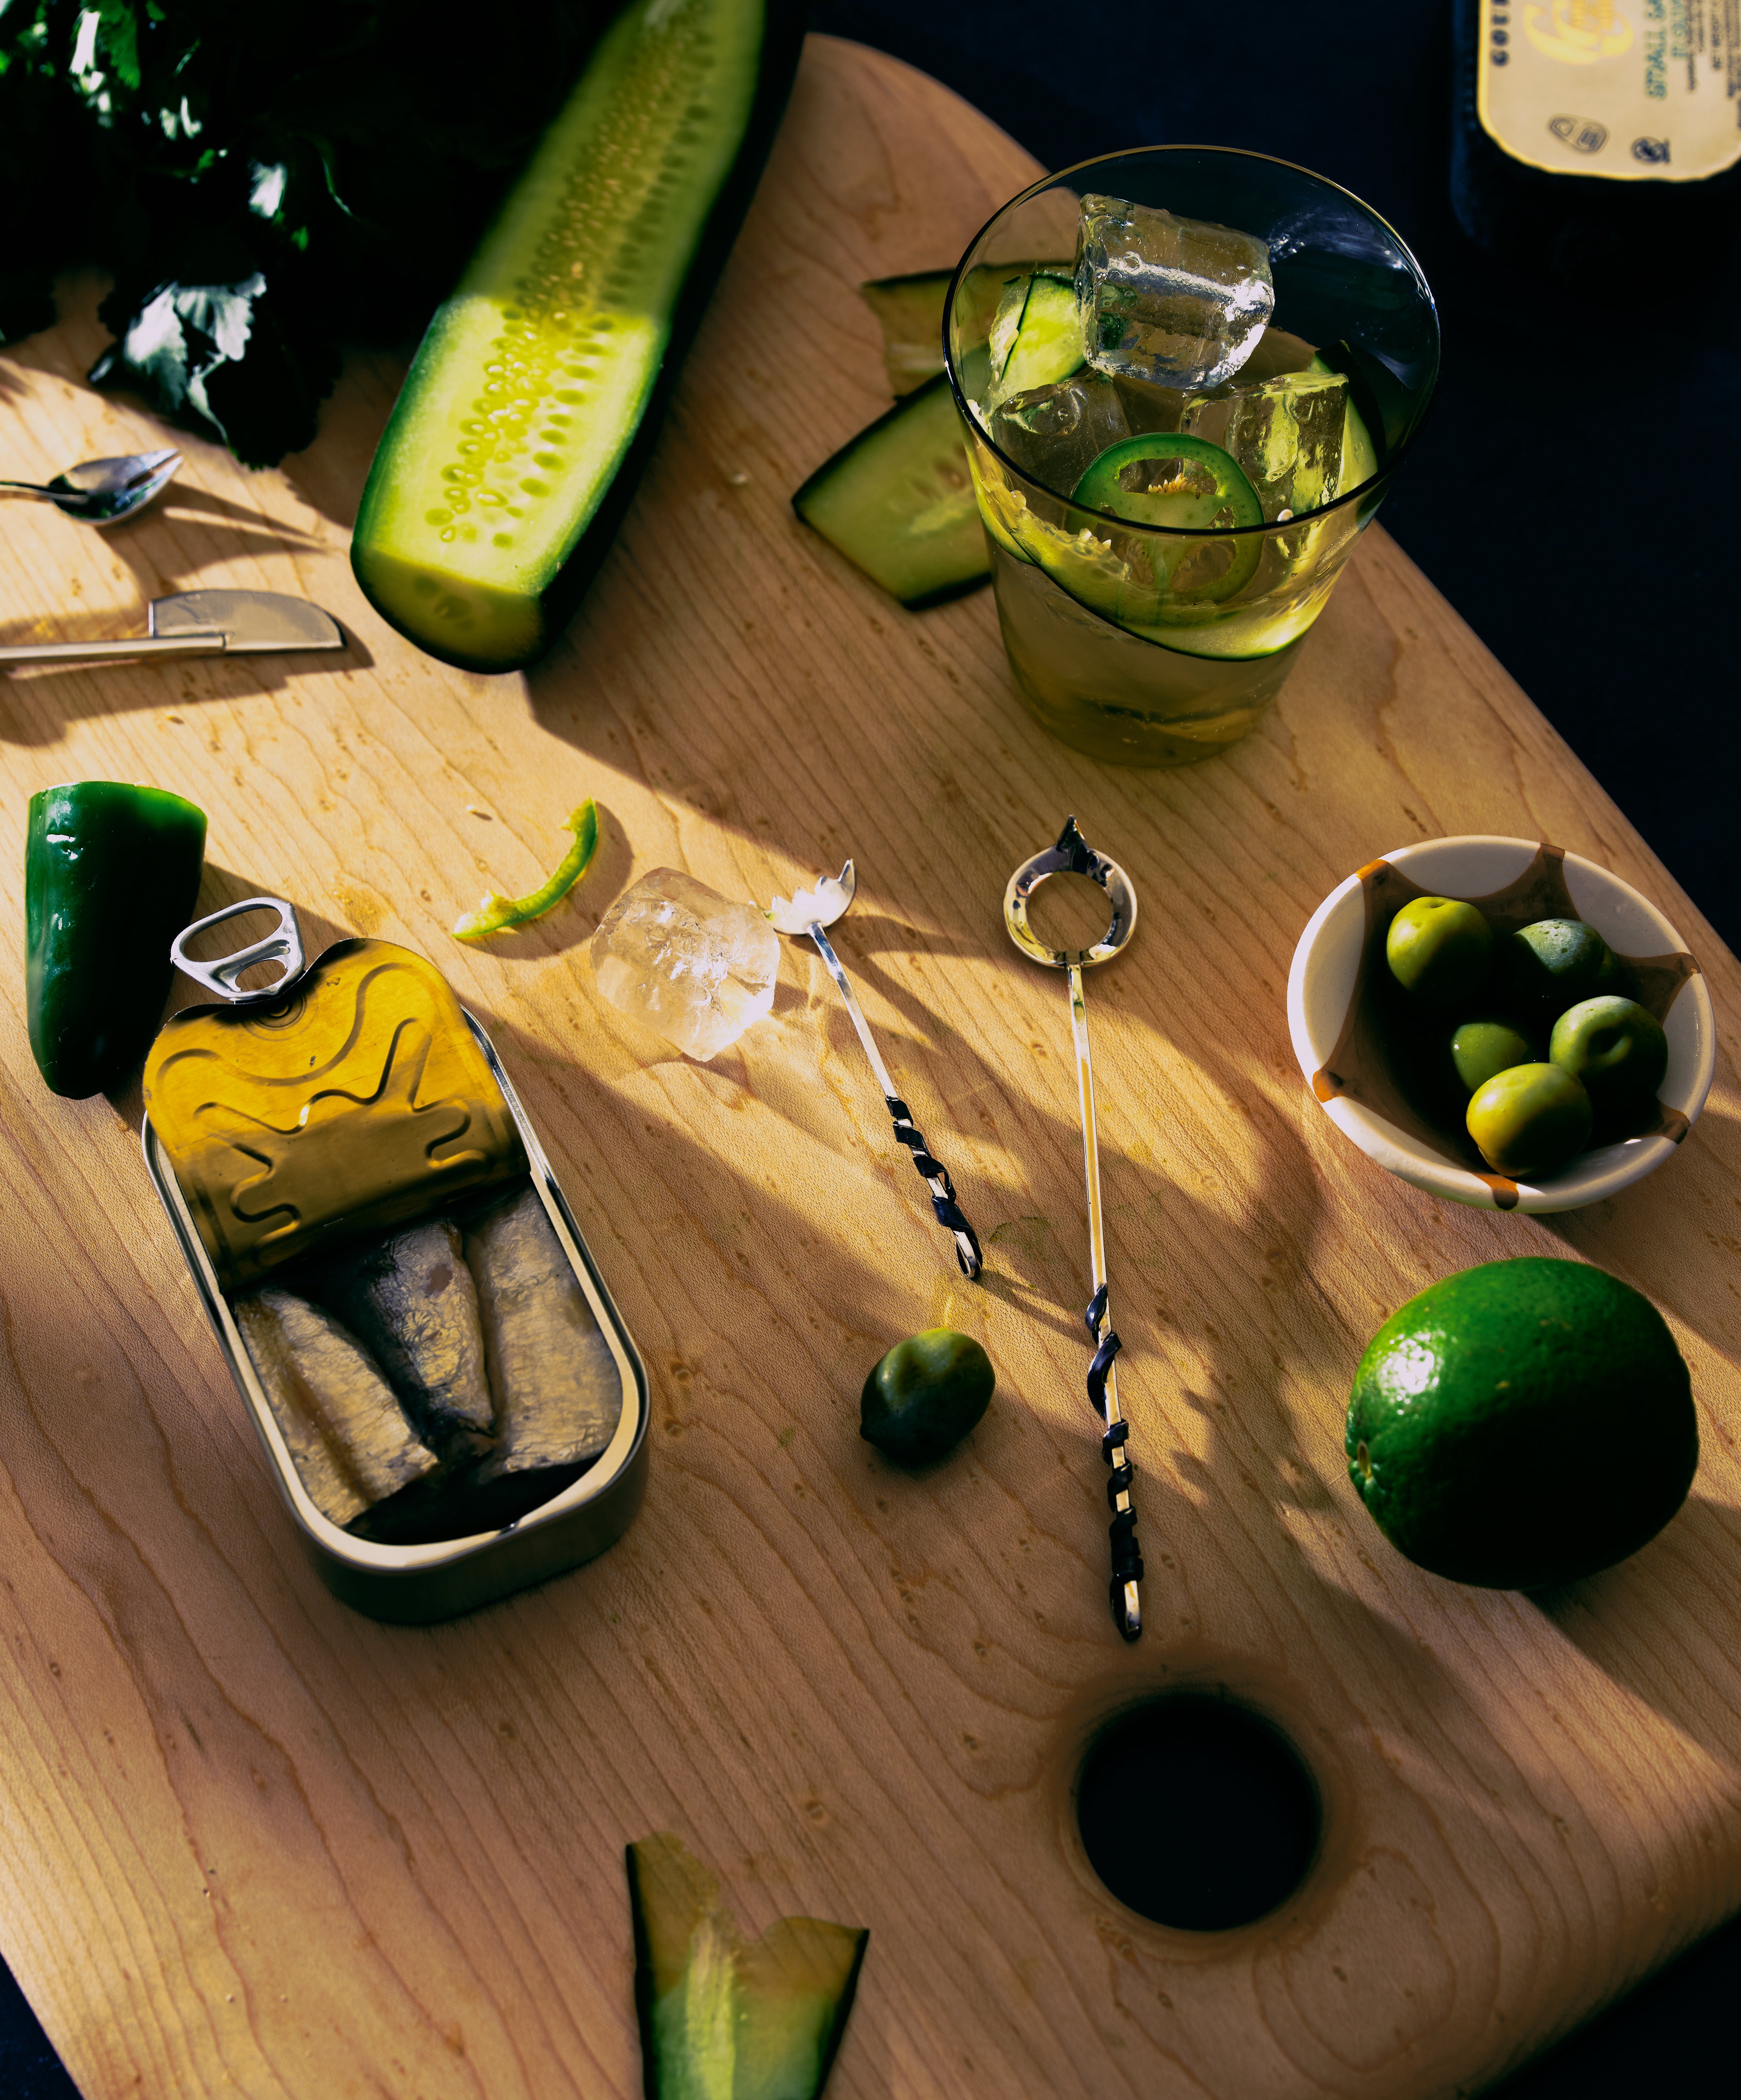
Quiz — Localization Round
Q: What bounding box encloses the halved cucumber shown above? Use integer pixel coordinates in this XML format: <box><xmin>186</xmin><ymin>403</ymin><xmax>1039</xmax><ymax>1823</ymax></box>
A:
<box><xmin>792</xmin><ymin>373</ymin><xmax>990</xmax><ymax>607</ymax></box>
<box><xmin>859</xmin><ymin>270</ymin><xmax>952</xmax><ymax>396</ymax></box>
<box><xmin>351</xmin><ymin>0</ymin><xmax>805</xmax><ymax>672</ymax></box>
<box><xmin>988</xmin><ymin>273</ymin><xmax>1084</xmax><ymax>399</ymax></box>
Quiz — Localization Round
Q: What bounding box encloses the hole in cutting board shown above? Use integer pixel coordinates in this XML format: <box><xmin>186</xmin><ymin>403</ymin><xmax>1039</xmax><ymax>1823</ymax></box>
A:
<box><xmin>1076</xmin><ymin>1694</ymin><xmax>1319</xmax><ymax>1930</ymax></box>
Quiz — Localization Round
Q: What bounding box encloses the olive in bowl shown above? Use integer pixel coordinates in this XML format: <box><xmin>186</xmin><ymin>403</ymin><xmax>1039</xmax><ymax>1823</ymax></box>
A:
<box><xmin>1385</xmin><ymin>896</ymin><xmax>1492</xmax><ymax>1008</ymax></box>
<box><xmin>1466</xmin><ymin>1062</ymin><xmax>1594</xmax><ymax>1179</ymax></box>
<box><xmin>1550</xmin><ymin>995</ymin><xmax>1668</xmax><ymax>1118</ymax></box>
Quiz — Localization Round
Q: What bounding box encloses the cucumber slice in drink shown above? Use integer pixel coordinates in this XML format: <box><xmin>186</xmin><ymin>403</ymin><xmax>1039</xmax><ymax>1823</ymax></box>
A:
<box><xmin>351</xmin><ymin>0</ymin><xmax>805</xmax><ymax>672</ymax></box>
<box><xmin>792</xmin><ymin>373</ymin><xmax>990</xmax><ymax>608</ymax></box>
<box><xmin>859</xmin><ymin>270</ymin><xmax>953</xmax><ymax>396</ymax></box>
<box><xmin>988</xmin><ymin>273</ymin><xmax>1084</xmax><ymax>399</ymax></box>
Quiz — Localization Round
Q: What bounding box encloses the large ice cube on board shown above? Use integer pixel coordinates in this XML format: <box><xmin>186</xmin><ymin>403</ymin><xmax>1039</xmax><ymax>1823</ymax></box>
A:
<box><xmin>592</xmin><ymin>868</ymin><xmax>779</xmax><ymax>1063</ymax></box>
<box><xmin>1181</xmin><ymin>369</ymin><xmax>1347</xmax><ymax>522</ymax></box>
<box><xmin>988</xmin><ymin>372</ymin><xmax>1132</xmax><ymax>495</ymax></box>
<box><xmin>1075</xmin><ymin>194</ymin><xmax>1274</xmax><ymax>390</ymax></box>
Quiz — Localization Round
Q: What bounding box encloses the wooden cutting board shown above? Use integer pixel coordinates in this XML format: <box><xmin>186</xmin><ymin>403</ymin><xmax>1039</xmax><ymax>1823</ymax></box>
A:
<box><xmin>0</xmin><ymin>34</ymin><xmax>1738</xmax><ymax>2100</ymax></box>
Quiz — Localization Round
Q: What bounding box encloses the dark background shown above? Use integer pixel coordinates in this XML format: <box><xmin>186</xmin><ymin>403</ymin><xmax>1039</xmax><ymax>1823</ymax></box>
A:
<box><xmin>3</xmin><ymin>3</ymin><xmax>1736</xmax><ymax>2093</ymax></box>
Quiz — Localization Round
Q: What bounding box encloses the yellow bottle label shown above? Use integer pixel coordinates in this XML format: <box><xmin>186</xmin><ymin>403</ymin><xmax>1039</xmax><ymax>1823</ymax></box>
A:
<box><xmin>1478</xmin><ymin>0</ymin><xmax>1741</xmax><ymax>180</ymax></box>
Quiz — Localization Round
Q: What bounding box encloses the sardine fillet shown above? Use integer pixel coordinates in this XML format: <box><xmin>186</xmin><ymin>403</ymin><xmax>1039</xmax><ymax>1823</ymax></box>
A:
<box><xmin>467</xmin><ymin>1190</ymin><xmax>622</xmax><ymax>1478</ymax></box>
<box><xmin>324</xmin><ymin>1219</ymin><xmax>494</xmax><ymax>1444</ymax></box>
<box><xmin>236</xmin><ymin>1288</ymin><xmax>440</xmax><ymax>1521</ymax></box>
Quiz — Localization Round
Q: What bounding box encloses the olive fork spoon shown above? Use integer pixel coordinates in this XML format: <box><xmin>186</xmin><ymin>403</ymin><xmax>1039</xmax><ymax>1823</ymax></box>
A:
<box><xmin>1</xmin><ymin>448</ymin><xmax>181</xmax><ymax>525</ymax></box>
<box><xmin>768</xmin><ymin>861</ymin><xmax>983</xmax><ymax>1279</ymax></box>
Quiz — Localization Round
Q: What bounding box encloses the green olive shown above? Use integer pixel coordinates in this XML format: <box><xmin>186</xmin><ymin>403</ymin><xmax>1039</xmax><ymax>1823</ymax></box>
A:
<box><xmin>1466</xmin><ymin>1063</ymin><xmax>1593</xmax><ymax>1179</ymax></box>
<box><xmin>1385</xmin><ymin>897</ymin><xmax>1493</xmax><ymax>1008</ymax></box>
<box><xmin>860</xmin><ymin>1328</ymin><xmax>994</xmax><ymax>1465</ymax></box>
<box><xmin>1447</xmin><ymin>1018</ymin><xmax>1536</xmax><ymax>1095</ymax></box>
<box><xmin>1498</xmin><ymin>918</ymin><xmax>1620</xmax><ymax>1014</ymax></box>
<box><xmin>1550</xmin><ymin>995</ymin><xmax>1668</xmax><ymax>1115</ymax></box>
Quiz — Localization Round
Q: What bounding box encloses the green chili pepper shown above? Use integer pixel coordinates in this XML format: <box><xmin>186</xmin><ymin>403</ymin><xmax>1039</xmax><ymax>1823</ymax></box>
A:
<box><xmin>452</xmin><ymin>800</ymin><xmax>599</xmax><ymax>942</ymax></box>
<box><xmin>26</xmin><ymin>780</ymin><xmax>207</xmax><ymax>1098</ymax></box>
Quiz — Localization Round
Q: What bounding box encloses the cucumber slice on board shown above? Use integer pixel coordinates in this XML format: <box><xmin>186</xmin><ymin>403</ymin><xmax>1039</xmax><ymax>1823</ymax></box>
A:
<box><xmin>629</xmin><ymin>1833</ymin><xmax>868</xmax><ymax>2100</ymax></box>
<box><xmin>988</xmin><ymin>273</ymin><xmax>1084</xmax><ymax>399</ymax></box>
<box><xmin>351</xmin><ymin>0</ymin><xmax>806</xmax><ymax>673</ymax></box>
<box><xmin>859</xmin><ymin>270</ymin><xmax>952</xmax><ymax>395</ymax></box>
<box><xmin>793</xmin><ymin>372</ymin><xmax>991</xmax><ymax>607</ymax></box>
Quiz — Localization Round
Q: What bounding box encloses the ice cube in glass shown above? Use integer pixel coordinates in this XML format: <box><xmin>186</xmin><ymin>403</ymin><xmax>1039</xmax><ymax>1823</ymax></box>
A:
<box><xmin>1181</xmin><ymin>369</ymin><xmax>1347</xmax><ymax>521</ymax></box>
<box><xmin>987</xmin><ymin>372</ymin><xmax>1131</xmax><ymax>494</ymax></box>
<box><xmin>1075</xmin><ymin>194</ymin><xmax>1274</xmax><ymax>390</ymax></box>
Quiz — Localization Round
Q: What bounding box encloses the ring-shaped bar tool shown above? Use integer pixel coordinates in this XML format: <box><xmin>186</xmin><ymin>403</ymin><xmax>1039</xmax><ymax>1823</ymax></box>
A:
<box><xmin>1003</xmin><ymin>816</ymin><xmax>1143</xmax><ymax>1641</ymax></box>
<box><xmin>171</xmin><ymin>897</ymin><xmax>307</xmax><ymax>1005</ymax></box>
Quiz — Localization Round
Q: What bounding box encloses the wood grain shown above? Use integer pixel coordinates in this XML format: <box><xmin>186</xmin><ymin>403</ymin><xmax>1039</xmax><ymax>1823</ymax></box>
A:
<box><xmin>0</xmin><ymin>34</ymin><xmax>1738</xmax><ymax>2100</ymax></box>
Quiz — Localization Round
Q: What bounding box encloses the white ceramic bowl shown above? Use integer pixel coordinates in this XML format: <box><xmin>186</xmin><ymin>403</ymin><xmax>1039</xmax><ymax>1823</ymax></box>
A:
<box><xmin>1287</xmin><ymin>836</ymin><xmax>1717</xmax><ymax>1213</ymax></box>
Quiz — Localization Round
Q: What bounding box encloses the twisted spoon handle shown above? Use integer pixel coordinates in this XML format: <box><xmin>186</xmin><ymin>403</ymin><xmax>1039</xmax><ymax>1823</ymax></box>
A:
<box><xmin>1070</xmin><ymin>962</ymin><xmax>1142</xmax><ymax>1642</ymax></box>
<box><xmin>1086</xmin><ymin>1284</ymin><xmax>1142</xmax><ymax>1639</ymax></box>
<box><xmin>808</xmin><ymin>921</ymin><xmax>983</xmax><ymax>1280</ymax></box>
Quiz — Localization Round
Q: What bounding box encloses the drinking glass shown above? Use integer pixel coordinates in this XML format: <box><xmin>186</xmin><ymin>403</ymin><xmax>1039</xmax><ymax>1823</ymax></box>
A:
<box><xmin>945</xmin><ymin>148</ymin><xmax>1439</xmax><ymax>765</ymax></box>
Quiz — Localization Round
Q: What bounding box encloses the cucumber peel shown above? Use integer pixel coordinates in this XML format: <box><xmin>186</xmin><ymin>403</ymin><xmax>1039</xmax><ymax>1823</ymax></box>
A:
<box><xmin>629</xmin><ymin>1832</ymin><xmax>868</xmax><ymax>2100</ymax></box>
<box><xmin>351</xmin><ymin>0</ymin><xmax>804</xmax><ymax>672</ymax></box>
<box><xmin>451</xmin><ymin>800</ymin><xmax>600</xmax><ymax>941</ymax></box>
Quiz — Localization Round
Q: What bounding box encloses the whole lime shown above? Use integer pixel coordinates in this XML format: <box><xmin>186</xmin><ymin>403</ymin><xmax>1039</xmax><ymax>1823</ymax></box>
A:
<box><xmin>1550</xmin><ymin>994</ymin><xmax>1668</xmax><ymax>1116</ymax></box>
<box><xmin>860</xmin><ymin>1329</ymin><xmax>994</xmax><ymax>1465</ymax></box>
<box><xmin>1385</xmin><ymin>897</ymin><xmax>1492</xmax><ymax>1008</ymax></box>
<box><xmin>1346</xmin><ymin>1258</ymin><xmax>1696</xmax><ymax>1588</ymax></box>
<box><xmin>1466</xmin><ymin>1062</ymin><xmax>1592</xmax><ymax>1178</ymax></box>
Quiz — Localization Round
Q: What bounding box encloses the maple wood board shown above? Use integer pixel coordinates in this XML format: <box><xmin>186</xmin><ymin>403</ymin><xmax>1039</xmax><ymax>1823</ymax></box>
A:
<box><xmin>1</xmin><ymin>34</ymin><xmax>1739</xmax><ymax>2100</ymax></box>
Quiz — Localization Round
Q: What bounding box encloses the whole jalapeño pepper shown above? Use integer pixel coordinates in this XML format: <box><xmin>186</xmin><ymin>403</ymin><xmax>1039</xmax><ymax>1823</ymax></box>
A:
<box><xmin>26</xmin><ymin>781</ymin><xmax>207</xmax><ymax>1097</ymax></box>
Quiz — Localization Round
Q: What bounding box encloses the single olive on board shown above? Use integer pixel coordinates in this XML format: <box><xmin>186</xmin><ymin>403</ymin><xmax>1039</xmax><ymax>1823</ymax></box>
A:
<box><xmin>1497</xmin><ymin>917</ymin><xmax>1620</xmax><ymax>1015</ymax></box>
<box><xmin>1447</xmin><ymin>1018</ymin><xmax>1536</xmax><ymax>1096</ymax></box>
<box><xmin>1385</xmin><ymin>897</ymin><xmax>1493</xmax><ymax>1008</ymax></box>
<box><xmin>1466</xmin><ymin>1062</ymin><xmax>1593</xmax><ymax>1179</ymax></box>
<box><xmin>860</xmin><ymin>1328</ymin><xmax>994</xmax><ymax>1465</ymax></box>
<box><xmin>1550</xmin><ymin>995</ymin><xmax>1668</xmax><ymax>1116</ymax></box>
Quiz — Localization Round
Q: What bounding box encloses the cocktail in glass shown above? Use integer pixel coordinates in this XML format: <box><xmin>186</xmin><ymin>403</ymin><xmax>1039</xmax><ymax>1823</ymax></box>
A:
<box><xmin>945</xmin><ymin>148</ymin><xmax>1439</xmax><ymax>766</ymax></box>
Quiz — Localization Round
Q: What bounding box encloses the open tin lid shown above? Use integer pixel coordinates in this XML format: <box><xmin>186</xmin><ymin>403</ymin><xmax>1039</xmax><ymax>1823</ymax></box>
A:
<box><xmin>148</xmin><ymin>897</ymin><xmax>526</xmax><ymax>1290</ymax></box>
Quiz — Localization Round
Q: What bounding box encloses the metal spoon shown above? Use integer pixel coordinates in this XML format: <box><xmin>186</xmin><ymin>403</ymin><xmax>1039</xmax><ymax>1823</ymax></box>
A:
<box><xmin>0</xmin><ymin>448</ymin><xmax>181</xmax><ymax>525</ymax></box>
<box><xmin>768</xmin><ymin>860</ymin><xmax>983</xmax><ymax>1279</ymax></box>
<box><xmin>1004</xmin><ymin>816</ymin><xmax>1144</xmax><ymax>1641</ymax></box>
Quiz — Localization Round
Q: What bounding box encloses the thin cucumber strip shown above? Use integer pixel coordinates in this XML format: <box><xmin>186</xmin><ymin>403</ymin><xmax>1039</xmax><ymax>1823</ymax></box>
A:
<box><xmin>793</xmin><ymin>373</ymin><xmax>990</xmax><ymax>609</ymax></box>
<box><xmin>352</xmin><ymin>0</ymin><xmax>804</xmax><ymax>671</ymax></box>
<box><xmin>989</xmin><ymin>273</ymin><xmax>1084</xmax><ymax>400</ymax></box>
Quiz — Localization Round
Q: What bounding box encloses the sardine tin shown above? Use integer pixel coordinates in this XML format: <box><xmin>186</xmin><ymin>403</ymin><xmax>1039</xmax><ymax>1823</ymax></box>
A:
<box><xmin>142</xmin><ymin>925</ymin><xmax>647</xmax><ymax>1622</ymax></box>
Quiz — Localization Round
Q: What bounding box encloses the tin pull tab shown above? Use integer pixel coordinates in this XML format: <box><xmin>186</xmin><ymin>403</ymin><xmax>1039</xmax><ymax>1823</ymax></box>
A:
<box><xmin>171</xmin><ymin>897</ymin><xmax>307</xmax><ymax>1004</ymax></box>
